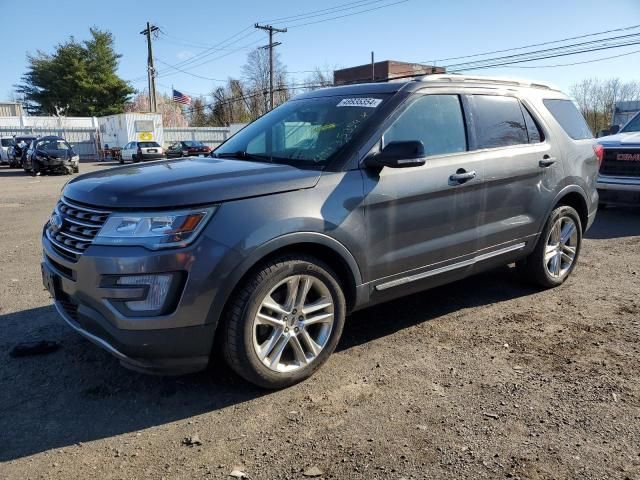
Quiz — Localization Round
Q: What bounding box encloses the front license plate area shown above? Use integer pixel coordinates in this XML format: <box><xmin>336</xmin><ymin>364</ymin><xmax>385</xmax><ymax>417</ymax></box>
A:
<box><xmin>41</xmin><ymin>264</ymin><xmax>60</xmax><ymax>299</ymax></box>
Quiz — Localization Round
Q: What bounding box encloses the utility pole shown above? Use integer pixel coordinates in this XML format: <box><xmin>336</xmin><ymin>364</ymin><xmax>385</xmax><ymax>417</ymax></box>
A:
<box><xmin>371</xmin><ymin>51</ymin><xmax>375</xmax><ymax>81</ymax></box>
<box><xmin>255</xmin><ymin>23</ymin><xmax>287</xmax><ymax>110</ymax></box>
<box><xmin>140</xmin><ymin>22</ymin><xmax>159</xmax><ymax>112</ymax></box>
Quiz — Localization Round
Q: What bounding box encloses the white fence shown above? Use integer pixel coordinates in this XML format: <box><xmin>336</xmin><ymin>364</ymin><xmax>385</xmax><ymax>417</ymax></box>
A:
<box><xmin>164</xmin><ymin>127</ymin><xmax>230</xmax><ymax>148</ymax></box>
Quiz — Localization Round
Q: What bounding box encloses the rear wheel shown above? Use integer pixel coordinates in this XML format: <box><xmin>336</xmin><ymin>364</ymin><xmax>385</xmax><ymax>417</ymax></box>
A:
<box><xmin>517</xmin><ymin>205</ymin><xmax>582</xmax><ymax>288</ymax></box>
<box><xmin>222</xmin><ymin>255</ymin><xmax>346</xmax><ymax>389</ymax></box>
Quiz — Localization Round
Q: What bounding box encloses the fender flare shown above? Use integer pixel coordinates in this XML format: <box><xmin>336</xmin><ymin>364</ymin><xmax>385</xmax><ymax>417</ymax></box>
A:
<box><xmin>541</xmin><ymin>184</ymin><xmax>589</xmax><ymax>230</ymax></box>
<box><xmin>206</xmin><ymin>232</ymin><xmax>363</xmax><ymax>329</ymax></box>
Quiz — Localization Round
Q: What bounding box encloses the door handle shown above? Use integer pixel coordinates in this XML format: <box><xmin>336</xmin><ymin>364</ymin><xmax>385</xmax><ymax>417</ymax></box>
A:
<box><xmin>449</xmin><ymin>169</ymin><xmax>477</xmax><ymax>184</ymax></box>
<box><xmin>539</xmin><ymin>155</ymin><xmax>556</xmax><ymax>168</ymax></box>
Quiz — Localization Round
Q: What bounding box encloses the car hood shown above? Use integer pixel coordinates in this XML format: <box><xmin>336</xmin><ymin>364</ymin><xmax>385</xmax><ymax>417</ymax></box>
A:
<box><xmin>598</xmin><ymin>131</ymin><xmax>640</xmax><ymax>146</ymax></box>
<box><xmin>63</xmin><ymin>157</ymin><xmax>322</xmax><ymax>209</ymax></box>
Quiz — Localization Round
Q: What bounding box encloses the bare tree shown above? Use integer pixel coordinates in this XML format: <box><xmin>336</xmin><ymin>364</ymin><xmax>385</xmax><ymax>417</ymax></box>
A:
<box><xmin>242</xmin><ymin>48</ymin><xmax>287</xmax><ymax>116</ymax></box>
<box><xmin>302</xmin><ymin>66</ymin><xmax>334</xmax><ymax>91</ymax></box>
<box><xmin>570</xmin><ymin>77</ymin><xmax>640</xmax><ymax>134</ymax></box>
<box><xmin>126</xmin><ymin>91</ymin><xmax>187</xmax><ymax>127</ymax></box>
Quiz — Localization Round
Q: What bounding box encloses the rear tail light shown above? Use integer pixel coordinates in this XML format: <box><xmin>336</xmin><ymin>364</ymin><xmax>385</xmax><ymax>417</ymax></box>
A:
<box><xmin>594</xmin><ymin>144</ymin><xmax>604</xmax><ymax>168</ymax></box>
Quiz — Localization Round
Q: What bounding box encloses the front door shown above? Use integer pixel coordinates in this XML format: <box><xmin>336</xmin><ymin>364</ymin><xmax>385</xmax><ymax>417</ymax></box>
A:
<box><xmin>363</xmin><ymin>93</ymin><xmax>484</xmax><ymax>290</ymax></box>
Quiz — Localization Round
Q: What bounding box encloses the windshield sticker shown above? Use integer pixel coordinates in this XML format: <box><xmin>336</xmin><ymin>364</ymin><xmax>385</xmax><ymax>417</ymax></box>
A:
<box><xmin>337</xmin><ymin>98</ymin><xmax>383</xmax><ymax>108</ymax></box>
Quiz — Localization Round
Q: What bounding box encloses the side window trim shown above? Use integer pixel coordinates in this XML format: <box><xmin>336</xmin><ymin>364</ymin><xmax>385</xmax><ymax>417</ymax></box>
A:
<box><xmin>519</xmin><ymin>102</ymin><xmax>545</xmax><ymax>144</ymax></box>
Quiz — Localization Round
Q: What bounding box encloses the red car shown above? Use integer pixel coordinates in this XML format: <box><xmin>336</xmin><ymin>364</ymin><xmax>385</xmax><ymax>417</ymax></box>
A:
<box><xmin>166</xmin><ymin>140</ymin><xmax>212</xmax><ymax>158</ymax></box>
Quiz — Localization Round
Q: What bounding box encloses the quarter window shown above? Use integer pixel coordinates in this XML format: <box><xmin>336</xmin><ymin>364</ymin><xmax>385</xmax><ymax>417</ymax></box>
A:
<box><xmin>543</xmin><ymin>99</ymin><xmax>593</xmax><ymax>140</ymax></box>
<box><xmin>384</xmin><ymin>94</ymin><xmax>467</xmax><ymax>157</ymax></box>
<box><xmin>471</xmin><ymin>95</ymin><xmax>528</xmax><ymax>149</ymax></box>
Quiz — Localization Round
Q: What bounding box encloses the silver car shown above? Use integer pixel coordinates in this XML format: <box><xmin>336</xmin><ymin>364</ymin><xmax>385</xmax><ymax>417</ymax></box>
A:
<box><xmin>42</xmin><ymin>75</ymin><xmax>599</xmax><ymax>389</ymax></box>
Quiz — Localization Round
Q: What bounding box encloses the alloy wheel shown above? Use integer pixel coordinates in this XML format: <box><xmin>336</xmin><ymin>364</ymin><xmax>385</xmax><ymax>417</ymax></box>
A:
<box><xmin>544</xmin><ymin>216</ymin><xmax>578</xmax><ymax>279</ymax></box>
<box><xmin>252</xmin><ymin>274</ymin><xmax>334</xmax><ymax>373</ymax></box>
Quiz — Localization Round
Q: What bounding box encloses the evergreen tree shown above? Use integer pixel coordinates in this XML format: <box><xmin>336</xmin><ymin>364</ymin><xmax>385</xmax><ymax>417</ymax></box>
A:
<box><xmin>16</xmin><ymin>28</ymin><xmax>134</xmax><ymax>116</ymax></box>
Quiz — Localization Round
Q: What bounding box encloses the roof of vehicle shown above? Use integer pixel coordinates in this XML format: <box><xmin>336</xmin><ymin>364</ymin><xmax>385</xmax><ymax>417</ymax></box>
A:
<box><xmin>293</xmin><ymin>74</ymin><xmax>563</xmax><ymax>100</ymax></box>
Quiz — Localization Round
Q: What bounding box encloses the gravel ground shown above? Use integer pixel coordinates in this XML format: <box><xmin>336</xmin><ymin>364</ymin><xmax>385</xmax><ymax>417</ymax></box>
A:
<box><xmin>0</xmin><ymin>162</ymin><xmax>639</xmax><ymax>480</ymax></box>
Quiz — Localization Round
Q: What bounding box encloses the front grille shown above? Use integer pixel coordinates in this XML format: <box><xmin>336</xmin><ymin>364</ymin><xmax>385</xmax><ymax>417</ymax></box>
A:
<box><xmin>46</xmin><ymin>198</ymin><xmax>110</xmax><ymax>262</ymax></box>
<box><xmin>600</xmin><ymin>148</ymin><xmax>640</xmax><ymax>177</ymax></box>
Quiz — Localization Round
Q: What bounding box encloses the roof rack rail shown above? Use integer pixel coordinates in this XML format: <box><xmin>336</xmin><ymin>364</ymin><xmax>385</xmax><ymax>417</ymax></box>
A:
<box><xmin>414</xmin><ymin>74</ymin><xmax>560</xmax><ymax>91</ymax></box>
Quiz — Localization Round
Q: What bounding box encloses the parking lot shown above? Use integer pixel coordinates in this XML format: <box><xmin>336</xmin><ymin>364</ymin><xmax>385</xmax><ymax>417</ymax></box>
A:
<box><xmin>0</xmin><ymin>162</ymin><xmax>639</xmax><ymax>479</ymax></box>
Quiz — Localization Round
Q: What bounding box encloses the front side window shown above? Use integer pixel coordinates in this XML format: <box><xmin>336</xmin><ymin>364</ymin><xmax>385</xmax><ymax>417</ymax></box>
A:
<box><xmin>472</xmin><ymin>95</ymin><xmax>528</xmax><ymax>149</ymax></box>
<box><xmin>543</xmin><ymin>99</ymin><xmax>593</xmax><ymax>140</ymax></box>
<box><xmin>384</xmin><ymin>94</ymin><xmax>467</xmax><ymax>156</ymax></box>
<box><xmin>215</xmin><ymin>94</ymin><xmax>390</xmax><ymax>166</ymax></box>
<box><xmin>620</xmin><ymin>112</ymin><xmax>640</xmax><ymax>133</ymax></box>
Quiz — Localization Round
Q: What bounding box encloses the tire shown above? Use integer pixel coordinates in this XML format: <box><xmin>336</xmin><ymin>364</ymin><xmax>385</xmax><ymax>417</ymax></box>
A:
<box><xmin>517</xmin><ymin>205</ymin><xmax>582</xmax><ymax>288</ymax></box>
<box><xmin>73</xmin><ymin>166</ymin><xmax>79</xmax><ymax>173</ymax></box>
<box><xmin>222</xmin><ymin>255</ymin><xmax>346</xmax><ymax>389</ymax></box>
<box><xmin>133</xmin><ymin>155</ymin><xmax>140</xmax><ymax>163</ymax></box>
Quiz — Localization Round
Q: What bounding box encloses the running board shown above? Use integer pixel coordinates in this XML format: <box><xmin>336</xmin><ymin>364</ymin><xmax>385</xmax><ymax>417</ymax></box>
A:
<box><xmin>375</xmin><ymin>242</ymin><xmax>526</xmax><ymax>291</ymax></box>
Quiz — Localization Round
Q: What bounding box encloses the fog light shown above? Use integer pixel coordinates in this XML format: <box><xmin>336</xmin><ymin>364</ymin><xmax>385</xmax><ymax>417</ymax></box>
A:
<box><xmin>117</xmin><ymin>274</ymin><xmax>172</xmax><ymax>312</ymax></box>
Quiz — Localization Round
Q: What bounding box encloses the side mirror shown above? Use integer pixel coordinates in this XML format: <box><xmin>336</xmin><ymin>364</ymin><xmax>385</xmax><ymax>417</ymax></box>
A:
<box><xmin>365</xmin><ymin>140</ymin><xmax>426</xmax><ymax>169</ymax></box>
<box><xmin>609</xmin><ymin>124</ymin><xmax>620</xmax><ymax>135</ymax></box>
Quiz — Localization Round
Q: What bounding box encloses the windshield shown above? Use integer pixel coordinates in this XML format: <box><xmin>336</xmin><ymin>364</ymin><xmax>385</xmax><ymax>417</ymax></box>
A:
<box><xmin>621</xmin><ymin>112</ymin><xmax>640</xmax><ymax>133</ymax></box>
<box><xmin>36</xmin><ymin>138</ymin><xmax>72</xmax><ymax>152</ymax></box>
<box><xmin>1</xmin><ymin>139</ymin><xmax>15</xmax><ymax>147</ymax></box>
<box><xmin>184</xmin><ymin>140</ymin><xmax>204</xmax><ymax>147</ymax></box>
<box><xmin>214</xmin><ymin>94</ymin><xmax>390</xmax><ymax>166</ymax></box>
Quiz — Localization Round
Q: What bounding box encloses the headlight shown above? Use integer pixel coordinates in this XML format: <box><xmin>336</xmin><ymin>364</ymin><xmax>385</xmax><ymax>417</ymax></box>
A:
<box><xmin>94</xmin><ymin>206</ymin><xmax>216</xmax><ymax>249</ymax></box>
<box><xmin>71</xmin><ymin>155</ymin><xmax>79</xmax><ymax>163</ymax></box>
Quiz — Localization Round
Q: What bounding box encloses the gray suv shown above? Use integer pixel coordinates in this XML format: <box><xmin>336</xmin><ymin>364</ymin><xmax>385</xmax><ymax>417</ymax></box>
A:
<box><xmin>41</xmin><ymin>75</ymin><xmax>599</xmax><ymax>388</ymax></box>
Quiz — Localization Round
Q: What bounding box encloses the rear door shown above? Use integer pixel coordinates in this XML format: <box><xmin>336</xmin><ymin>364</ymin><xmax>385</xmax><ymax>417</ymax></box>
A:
<box><xmin>467</xmin><ymin>94</ymin><xmax>562</xmax><ymax>250</ymax></box>
<box><xmin>363</xmin><ymin>93</ymin><xmax>485</xmax><ymax>288</ymax></box>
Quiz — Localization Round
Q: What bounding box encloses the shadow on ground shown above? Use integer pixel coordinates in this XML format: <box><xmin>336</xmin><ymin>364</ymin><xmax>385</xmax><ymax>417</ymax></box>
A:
<box><xmin>586</xmin><ymin>206</ymin><xmax>640</xmax><ymax>240</ymax></box>
<box><xmin>0</xmin><ymin>266</ymin><xmax>536</xmax><ymax>461</ymax></box>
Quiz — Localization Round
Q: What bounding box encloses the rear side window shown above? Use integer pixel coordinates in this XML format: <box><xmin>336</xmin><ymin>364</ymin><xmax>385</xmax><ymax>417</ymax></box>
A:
<box><xmin>384</xmin><ymin>94</ymin><xmax>467</xmax><ymax>157</ymax></box>
<box><xmin>543</xmin><ymin>99</ymin><xmax>592</xmax><ymax>140</ymax></box>
<box><xmin>471</xmin><ymin>95</ymin><xmax>528</xmax><ymax>149</ymax></box>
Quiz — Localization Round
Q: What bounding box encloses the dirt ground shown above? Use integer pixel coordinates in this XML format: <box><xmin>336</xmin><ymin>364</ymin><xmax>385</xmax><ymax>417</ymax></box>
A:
<box><xmin>0</xmin><ymin>161</ymin><xmax>639</xmax><ymax>480</ymax></box>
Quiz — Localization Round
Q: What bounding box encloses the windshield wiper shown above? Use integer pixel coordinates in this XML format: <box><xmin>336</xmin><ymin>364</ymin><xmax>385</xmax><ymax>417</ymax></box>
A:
<box><xmin>213</xmin><ymin>151</ymin><xmax>272</xmax><ymax>162</ymax></box>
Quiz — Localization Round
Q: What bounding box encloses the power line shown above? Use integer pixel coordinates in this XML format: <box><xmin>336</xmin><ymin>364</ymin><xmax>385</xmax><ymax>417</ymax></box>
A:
<box><xmin>160</xmin><ymin>27</ymin><xmax>257</xmax><ymax>72</ymax></box>
<box><xmin>285</xmin><ymin>0</ymin><xmax>409</xmax><ymax>28</ymax></box>
<box><xmin>428</xmin><ymin>23</ymin><xmax>640</xmax><ymax>63</ymax></box>
<box><xmin>155</xmin><ymin>58</ymin><xmax>229</xmax><ymax>82</ymax></box>
<box><xmin>155</xmin><ymin>34</ymin><xmax>263</xmax><ymax>79</ymax></box>
<box><xmin>492</xmin><ymin>47</ymin><xmax>640</xmax><ymax>69</ymax></box>
<box><xmin>259</xmin><ymin>0</ymin><xmax>391</xmax><ymax>24</ymax></box>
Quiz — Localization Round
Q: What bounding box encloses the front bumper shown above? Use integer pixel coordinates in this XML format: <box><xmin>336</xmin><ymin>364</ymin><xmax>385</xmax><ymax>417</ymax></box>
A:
<box><xmin>42</xmin><ymin>231</ymin><xmax>236</xmax><ymax>375</ymax></box>
<box><xmin>597</xmin><ymin>175</ymin><xmax>640</xmax><ymax>205</ymax></box>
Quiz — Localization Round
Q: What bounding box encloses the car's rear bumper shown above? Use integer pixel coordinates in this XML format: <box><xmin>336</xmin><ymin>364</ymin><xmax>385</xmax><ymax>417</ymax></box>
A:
<box><xmin>140</xmin><ymin>153</ymin><xmax>165</xmax><ymax>160</ymax></box>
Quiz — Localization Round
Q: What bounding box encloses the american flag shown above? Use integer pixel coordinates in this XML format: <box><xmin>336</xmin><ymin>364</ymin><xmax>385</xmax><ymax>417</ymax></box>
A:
<box><xmin>172</xmin><ymin>89</ymin><xmax>192</xmax><ymax>105</ymax></box>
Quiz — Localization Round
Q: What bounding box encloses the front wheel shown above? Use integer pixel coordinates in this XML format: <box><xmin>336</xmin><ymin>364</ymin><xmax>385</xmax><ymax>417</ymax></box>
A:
<box><xmin>517</xmin><ymin>205</ymin><xmax>582</xmax><ymax>288</ymax></box>
<box><xmin>222</xmin><ymin>255</ymin><xmax>346</xmax><ymax>389</ymax></box>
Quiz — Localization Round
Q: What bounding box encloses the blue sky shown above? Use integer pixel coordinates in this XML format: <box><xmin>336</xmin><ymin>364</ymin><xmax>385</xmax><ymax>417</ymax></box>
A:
<box><xmin>1</xmin><ymin>0</ymin><xmax>639</xmax><ymax>103</ymax></box>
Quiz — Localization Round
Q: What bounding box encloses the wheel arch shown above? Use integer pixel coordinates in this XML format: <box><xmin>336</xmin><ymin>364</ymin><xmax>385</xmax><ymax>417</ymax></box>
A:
<box><xmin>551</xmin><ymin>186</ymin><xmax>589</xmax><ymax>232</ymax></box>
<box><xmin>207</xmin><ymin>233</ymin><xmax>363</xmax><ymax>335</ymax></box>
